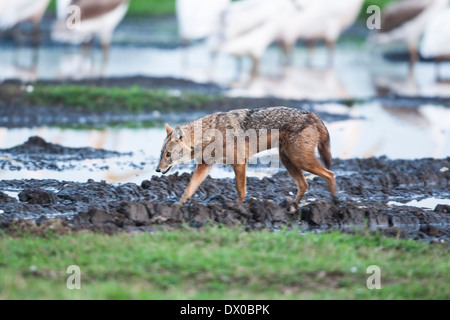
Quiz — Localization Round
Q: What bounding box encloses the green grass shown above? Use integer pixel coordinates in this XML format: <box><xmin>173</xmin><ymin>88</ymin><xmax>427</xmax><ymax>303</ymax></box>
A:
<box><xmin>364</xmin><ymin>0</ymin><xmax>395</xmax><ymax>10</ymax></box>
<box><xmin>0</xmin><ymin>84</ymin><xmax>216</xmax><ymax>114</ymax></box>
<box><xmin>360</xmin><ymin>0</ymin><xmax>396</xmax><ymax>18</ymax></box>
<box><xmin>127</xmin><ymin>0</ymin><xmax>176</xmax><ymax>17</ymax></box>
<box><xmin>0</xmin><ymin>227</ymin><xmax>448</xmax><ymax>299</ymax></box>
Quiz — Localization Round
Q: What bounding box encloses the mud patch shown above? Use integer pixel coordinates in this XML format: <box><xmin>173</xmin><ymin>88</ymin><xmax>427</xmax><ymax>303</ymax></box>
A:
<box><xmin>0</xmin><ymin>157</ymin><xmax>449</xmax><ymax>242</ymax></box>
<box><xmin>0</xmin><ymin>136</ymin><xmax>131</xmax><ymax>171</ymax></box>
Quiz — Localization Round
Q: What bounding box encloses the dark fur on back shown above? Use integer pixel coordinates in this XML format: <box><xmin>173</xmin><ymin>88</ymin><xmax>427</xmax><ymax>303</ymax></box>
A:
<box><xmin>239</xmin><ymin>107</ymin><xmax>313</xmax><ymax>133</ymax></box>
<box><xmin>238</xmin><ymin>107</ymin><xmax>332</xmax><ymax>169</ymax></box>
<box><xmin>179</xmin><ymin>107</ymin><xmax>333</xmax><ymax>169</ymax></box>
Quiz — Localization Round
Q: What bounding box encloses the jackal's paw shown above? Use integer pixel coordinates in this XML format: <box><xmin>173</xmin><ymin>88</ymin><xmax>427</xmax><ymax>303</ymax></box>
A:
<box><xmin>331</xmin><ymin>195</ymin><xmax>340</xmax><ymax>205</ymax></box>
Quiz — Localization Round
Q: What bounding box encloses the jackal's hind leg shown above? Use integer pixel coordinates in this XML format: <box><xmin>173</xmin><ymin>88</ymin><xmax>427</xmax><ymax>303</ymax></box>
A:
<box><xmin>301</xmin><ymin>159</ymin><xmax>336</xmax><ymax>198</ymax></box>
<box><xmin>180</xmin><ymin>164</ymin><xmax>212</xmax><ymax>205</ymax></box>
<box><xmin>280</xmin><ymin>153</ymin><xmax>308</xmax><ymax>203</ymax></box>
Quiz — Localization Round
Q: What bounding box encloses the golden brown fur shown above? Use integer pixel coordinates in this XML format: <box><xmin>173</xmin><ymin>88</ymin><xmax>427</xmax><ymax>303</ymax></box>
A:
<box><xmin>157</xmin><ymin>107</ymin><xmax>336</xmax><ymax>205</ymax></box>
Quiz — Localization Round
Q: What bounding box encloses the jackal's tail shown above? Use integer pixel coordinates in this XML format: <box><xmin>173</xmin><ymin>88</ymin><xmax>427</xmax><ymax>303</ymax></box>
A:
<box><xmin>318</xmin><ymin>122</ymin><xmax>332</xmax><ymax>169</ymax></box>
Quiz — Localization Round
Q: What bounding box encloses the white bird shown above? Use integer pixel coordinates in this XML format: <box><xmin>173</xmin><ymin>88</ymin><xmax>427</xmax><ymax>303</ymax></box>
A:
<box><xmin>0</xmin><ymin>0</ymin><xmax>50</xmax><ymax>48</ymax></box>
<box><xmin>420</xmin><ymin>8</ymin><xmax>450</xmax><ymax>80</ymax></box>
<box><xmin>176</xmin><ymin>0</ymin><xmax>231</xmax><ymax>45</ymax></box>
<box><xmin>373</xmin><ymin>0</ymin><xmax>449</xmax><ymax>65</ymax></box>
<box><xmin>0</xmin><ymin>0</ymin><xmax>50</xmax><ymax>30</ymax></box>
<box><xmin>52</xmin><ymin>0</ymin><xmax>130</xmax><ymax>63</ymax></box>
<box><xmin>210</xmin><ymin>0</ymin><xmax>294</xmax><ymax>76</ymax></box>
<box><xmin>277</xmin><ymin>0</ymin><xmax>364</xmax><ymax>66</ymax></box>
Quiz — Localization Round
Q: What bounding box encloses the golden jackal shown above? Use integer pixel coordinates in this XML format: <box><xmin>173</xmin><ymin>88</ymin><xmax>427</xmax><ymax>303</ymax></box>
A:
<box><xmin>157</xmin><ymin>107</ymin><xmax>336</xmax><ymax>205</ymax></box>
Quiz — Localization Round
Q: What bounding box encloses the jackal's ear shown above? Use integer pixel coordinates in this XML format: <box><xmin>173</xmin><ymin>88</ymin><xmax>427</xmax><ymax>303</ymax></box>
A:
<box><xmin>175</xmin><ymin>126</ymin><xmax>185</xmax><ymax>141</ymax></box>
<box><xmin>165</xmin><ymin>123</ymin><xmax>174</xmax><ymax>137</ymax></box>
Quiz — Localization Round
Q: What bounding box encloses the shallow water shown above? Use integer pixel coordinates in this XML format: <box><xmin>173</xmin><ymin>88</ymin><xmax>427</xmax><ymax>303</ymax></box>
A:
<box><xmin>2</xmin><ymin>41</ymin><xmax>450</xmax><ymax>100</ymax></box>
<box><xmin>388</xmin><ymin>198</ymin><xmax>450</xmax><ymax>210</ymax></box>
<box><xmin>0</xmin><ymin>101</ymin><xmax>448</xmax><ymax>183</ymax></box>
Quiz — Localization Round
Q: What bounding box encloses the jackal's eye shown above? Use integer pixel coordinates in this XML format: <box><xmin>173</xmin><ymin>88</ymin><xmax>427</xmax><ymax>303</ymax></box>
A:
<box><xmin>166</xmin><ymin>152</ymin><xmax>171</xmax><ymax>158</ymax></box>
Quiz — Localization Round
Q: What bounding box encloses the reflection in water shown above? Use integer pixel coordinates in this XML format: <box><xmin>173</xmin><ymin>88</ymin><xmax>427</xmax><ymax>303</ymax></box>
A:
<box><xmin>227</xmin><ymin>66</ymin><xmax>350</xmax><ymax>100</ymax></box>
<box><xmin>327</xmin><ymin>102</ymin><xmax>450</xmax><ymax>160</ymax></box>
<box><xmin>0</xmin><ymin>43</ymin><xmax>39</xmax><ymax>82</ymax></box>
<box><xmin>0</xmin><ymin>102</ymin><xmax>448</xmax><ymax>183</ymax></box>
<box><xmin>388</xmin><ymin>198</ymin><xmax>450</xmax><ymax>210</ymax></box>
<box><xmin>55</xmin><ymin>53</ymin><xmax>97</xmax><ymax>80</ymax></box>
<box><xmin>3</xmin><ymin>41</ymin><xmax>450</xmax><ymax>100</ymax></box>
<box><xmin>373</xmin><ymin>64</ymin><xmax>450</xmax><ymax>98</ymax></box>
<box><xmin>0</xmin><ymin>60</ymin><xmax>38</xmax><ymax>82</ymax></box>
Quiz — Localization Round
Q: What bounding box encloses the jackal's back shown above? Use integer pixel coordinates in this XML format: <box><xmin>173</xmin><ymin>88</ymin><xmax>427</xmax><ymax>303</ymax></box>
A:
<box><xmin>236</xmin><ymin>107</ymin><xmax>318</xmax><ymax>133</ymax></box>
<box><xmin>186</xmin><ymin>106</ymin><xmax>328</xmax><ymax>142</ymax></box>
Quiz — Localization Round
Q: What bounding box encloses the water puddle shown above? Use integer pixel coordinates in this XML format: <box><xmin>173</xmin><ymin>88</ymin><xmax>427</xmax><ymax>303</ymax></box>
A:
<box><xmin>1</xmin><ymin>190</ymin><xmax>19</xmax><ymax>201</ymax></box>
<box><xmin>388</xmin><ymin>198</ymin><xmax>450</xmax><ymax>210</ymax></box>
<box><xmin>2</xmin><ymin>41</ymin><xmax>450</xmax><ymax>100</ymax></box>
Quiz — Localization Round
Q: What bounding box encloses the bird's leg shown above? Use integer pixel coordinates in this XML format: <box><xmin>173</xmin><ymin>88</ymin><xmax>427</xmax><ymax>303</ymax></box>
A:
<box><xmin>12</xmin><ymin>24</ymin><xmax>22</xmax><ymax>43</ymax></box>
<box><xmin>208</xmin><ymin>51</ymin><xmax>218</xmax><ymax>82</ymax></box>
<box><xmin>101</xmin><ymin>42</ymin><xmax>110</xmax><ymax>77</ymax></box>
<box><xmin>326</xmin><ymin>40</ymin><xmax>335</xmax><ymax>68</ymax></box>
<box><xmin>180</xmin><ymin>37</ymin><xmax>190</xmax><ymax>68</ymax></box>
<box><xmin>435</xmin><ymin>57</ymin><xmax>443</xmax><ymax>82</ymax></box>
<box><xmin>31</xmin><ymin>23</ymin><xmax>41</xmax><ymax>66</ymax></box>
<box><xmin>12</xmin><ymin>24</ymin><xmax>22</xmax><ymax>65</ymax></box>
<box><xmin>250</xmin><ymin>55</ymin><xmax>260</xmax><ymax>78</ymax></box>
<box><xmin>234</xmin><ymin>56</ymin><xmax>244</xmax><ymax>81</ymax></box>
<box><xmin>279</xmin><ymin>41</ymin><xmax>294</xmax><ymax>67</ymax></box>
<box><xmin>305</xmin><ymin>40</ymin><xmax>315</xmax><ymax>67</ymax></box>
<box><xmin>408</xmin><ymin>45</ymin><xmax>419</xmax><ymax>69</ymax></box>
<box><xmin>81</xmin><ymin>41</ymin><xmax>90</xmax><ymax>58</ymax></box>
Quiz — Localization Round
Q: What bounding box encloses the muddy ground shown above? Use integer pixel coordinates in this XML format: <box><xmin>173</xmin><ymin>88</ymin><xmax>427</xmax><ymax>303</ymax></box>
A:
<box><xmin>0</xmin><ymin>136</ymin><xmax>131</xmax><ymax>171</ymax></box>
<box><xmin>0</xmin><ymin>138</ymin><xmax>448</xmax><ymax>242</ymax></box>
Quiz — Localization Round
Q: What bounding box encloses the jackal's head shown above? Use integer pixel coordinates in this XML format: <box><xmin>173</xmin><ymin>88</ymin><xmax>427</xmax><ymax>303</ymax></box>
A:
<box><xmin>156</xmin><ymin>124</ymin><xmax>192</xmax><ymax>174</ymax></box>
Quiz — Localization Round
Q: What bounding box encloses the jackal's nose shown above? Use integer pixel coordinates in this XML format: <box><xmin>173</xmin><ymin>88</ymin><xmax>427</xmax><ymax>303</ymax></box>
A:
<box><xmin>155</xmin><ymin>168</ymin><xmax>161</xmax><ymax>173</ymax></box>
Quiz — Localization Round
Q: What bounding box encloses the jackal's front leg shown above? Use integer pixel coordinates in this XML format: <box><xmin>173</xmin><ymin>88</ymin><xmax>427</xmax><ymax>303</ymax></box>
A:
<box><xmin>232</xmin><ymin>163</ymin><xmax>247</xmax><ymax>202</ymax></box>
<box><xmin>180</xmin><ymin>164</ymin><xmax>212</xmax><ymax>205</ymax></box>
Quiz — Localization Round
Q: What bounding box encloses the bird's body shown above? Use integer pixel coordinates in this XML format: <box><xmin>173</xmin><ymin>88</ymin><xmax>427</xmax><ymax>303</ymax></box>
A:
<box><xmin>421</xmin><ymin>8</ymin><xmax>450</xmax><ymax>59</ymax></box>
<box><xmin>176</xmin><ymin>0</ymin><xmax>230</xmax><ymax>43</ymax></box>
<box><xmin>277</xmin><ymin>0</ymin><xmax>363</xmax><ymax>66</ymax></box>
<box><xmin>278</xmin><ymin>0</ymin><xmax>363</xmax><ymax>46</ymax></box>
<box><xmin>420</xmin><ymin>8</ymin><xmax>450</xmax><ymax>79</ymax></box>
<box><xmin>210</xmin><ymin>0</ymin><xmax>294</xmax><ymax>75</ymax></box>
<box><xmin>52</xmin><ymin>0</ymin><xmax>129</xmax><ymax>47</ymax></box>
<box><xmin>52</xmin><ymin>0</ymin><xmax>129</xmax><ymax>69</ymax></box>
<box><xmin>373</xmin><ymin>0</ymin><xmax>449</xmax><ymax>63</ymax></box>
<box><xmin>0</xmin><ymin>0</ymin><xmax>50</xmax><ymax>29</ymax></box>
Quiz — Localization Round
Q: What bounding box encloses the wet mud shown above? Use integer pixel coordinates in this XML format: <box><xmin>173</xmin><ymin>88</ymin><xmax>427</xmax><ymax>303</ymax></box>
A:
<box><xmin>0</xmin><ymin>152</ymin><xmax>449</xmax><ymax>242</ymax></box>
<box><xmin>0</xmin><ymin>136</ymin><xmax>131</xmax><ymax>171</ymax></box>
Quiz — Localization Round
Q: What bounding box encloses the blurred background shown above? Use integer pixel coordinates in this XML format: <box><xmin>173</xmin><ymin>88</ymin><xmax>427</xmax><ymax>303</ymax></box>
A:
<box><xmin>2</xmin><ymin>0</ymin><xmax>450</xmax><ymax>96</ymax></box>
<box><xmin>0</xmin><ymin>0</ymin><xmax>449</xmax><ymax>183</ymax></box>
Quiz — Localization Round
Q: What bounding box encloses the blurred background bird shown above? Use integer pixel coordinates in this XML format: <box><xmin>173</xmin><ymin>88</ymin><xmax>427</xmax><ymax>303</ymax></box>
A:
<box><xmin>176</xmin><ymin>0</ymin><xmax>230</xmax><ymax>46</ymax></box>
<box><xmin>0</xmin><ymin>0</ymin><xmax>50</xmax><ymax>43</ymax></box>
<box><xmin>420</xmin><ymin>7</ymin><xmax>450</xmax><ymax>80</ymax></box>
<box><xmin>371</xmin><ymin>0</ymin><xmax>449</xmax><ymax>67</ymax></box>
<box><xmin>0</xmin><ymin>0</ymin><xmax>449</xmax><ymax>89</ymax></box>
<box><xmin>52</xmin><ymin>0</ymin><xmax>130</xmax><ymax>67</ymax></box>
<box><xmin>209</xmin><ymin>0</ymin><xmax>295</xmax><ymax>77</ymax></box>
<box><xmin>277</xmin><ymin>0</ymin><xmax>364</xmax><ymax>67</ymax></box>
